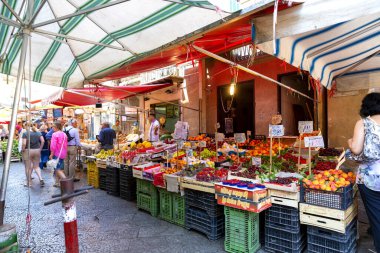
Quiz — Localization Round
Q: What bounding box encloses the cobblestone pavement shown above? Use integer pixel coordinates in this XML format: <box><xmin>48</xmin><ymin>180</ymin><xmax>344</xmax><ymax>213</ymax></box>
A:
<box><xmin>0</xmin><ymin>162</ymin><xmax>375</xmax><ymax>252</ymax></box>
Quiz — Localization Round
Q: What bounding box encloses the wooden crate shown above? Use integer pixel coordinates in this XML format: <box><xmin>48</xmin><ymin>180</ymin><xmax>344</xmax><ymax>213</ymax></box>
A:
<box><xmin>180</xmin><ymin>177</ymin><xmax>215</xmax><ymax>194</ymax></box>
<box><xmin>271</xmin><ymin>196</ymin><xmax>299</xmax><ymax>209</ymax></box>
<box><xmin>269</xmin><ymin>188</ymin><xmax>300</xmax><ymax>209</ymax></box>
<box><xmin>299</xmin><ymin>200</ymin><xmax>358</xmax><ymax>233</ymax></box>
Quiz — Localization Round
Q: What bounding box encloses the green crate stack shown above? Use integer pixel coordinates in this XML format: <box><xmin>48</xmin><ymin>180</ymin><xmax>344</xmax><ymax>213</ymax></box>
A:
<box><xmin>158</xmin><ymin>189</ymin><xmax>185</xmax><ymax>227</ymax></box>
<box><xmin>224</xmin><ymin>207</ymin><xmax>261</xmax><ymax>253</ymax></box>
<box><xmin>136</xmin><ymin>179</ymin><xmax>159</xmax><ymax>217</ymax></box>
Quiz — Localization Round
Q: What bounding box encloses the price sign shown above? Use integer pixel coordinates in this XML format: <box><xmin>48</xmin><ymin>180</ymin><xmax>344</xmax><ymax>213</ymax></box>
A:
<box><xmin>252</xmin><ymin>157</ymin><xmax>261</xmax><ymax>167</ymax></box>
<box><xmin>234</xmin><ymin>133</ymin><xmax>246</xmax><ymax>143</ymax></box>
<box><xmin>177</xmin><ymin>140</ymin><xmax>184</xmax><ymax>149</ymax></box>
<box><xmin>298</xmin><ymin>121</ymin><xmax>313</xmax><ymax>134</ymax></box>
<box><xmin>215</xmin><ymin>133</ymin><xmax>225</xmax><ymax>142</ymax></box>
<box><xmin>304</xmin><ymin>136</ymin><xmax>325</xmax><ymax>148</ymax></box>
<box><xmin>269</xmin><ymin>125</ymin><xmax>284</xmax><ymax>137</ymax></box>
<box><xmin>185</xmin><ymin>149</ymin><xmax>193</xmax><ymax>158</ymax></box>
<box><xmin>199</xmin><ymin>141</ymin><xmax>207</xmax><ymax>148</ymax></box>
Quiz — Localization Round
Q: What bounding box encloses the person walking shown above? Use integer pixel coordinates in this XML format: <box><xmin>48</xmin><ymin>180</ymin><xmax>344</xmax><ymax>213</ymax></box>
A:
<box><xmin>39</xmin><ymin>125</ymin><xmax>49</xmax><ymax>169</ymax></box>
<box><xmin>63</xmin><ymin>119</ymin><xmax>81</xmax><ymax>181</ymax></box>
<box><xmin>22</xmin><ymin>123</ymin><xmax>45</xmax><ymax>187</ymax></box>
<box><xmin>348</xmin><ymin>92</ymin><xmax>380</xmax><ymax>252</ymax></box>
<box><xmin>97</xmin><ymin>122</ymin><xmax>116</xmax><ymax>150</ymax></box>
<box><xmin>49</xmin><ymin>122</ymin><xmax>68</xmax><ymax>187</ymax></box>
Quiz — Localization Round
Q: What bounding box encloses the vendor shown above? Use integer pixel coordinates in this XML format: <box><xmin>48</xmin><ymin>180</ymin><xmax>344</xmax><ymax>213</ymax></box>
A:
<box><xmin>112</xmin><ymin>119</ymin><xmax>122</xmax><ymax>135</ymax></box>
<box><xmin>148</xmin><ymin>113</ymin><xmax>160</xmax><ymax>142</ymax></box>
<box><xmin>97</xmin><ymin>122</ymin><xmax>116</xmax><ymax>150</ymax></box>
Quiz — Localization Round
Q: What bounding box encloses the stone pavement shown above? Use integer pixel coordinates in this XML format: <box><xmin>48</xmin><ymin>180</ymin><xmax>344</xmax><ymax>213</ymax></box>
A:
<box><xmin>0</xmin><ymin>162</ymin><xmax>375</xmax><ymax>252</ymax></box>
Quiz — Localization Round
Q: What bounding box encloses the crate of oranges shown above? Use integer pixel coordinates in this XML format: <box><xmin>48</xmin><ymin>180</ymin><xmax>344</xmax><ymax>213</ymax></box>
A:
<box><xmin>301</xmin><ymin>169</ymin><xmax>356</xmax><ymax>210</ymax></box>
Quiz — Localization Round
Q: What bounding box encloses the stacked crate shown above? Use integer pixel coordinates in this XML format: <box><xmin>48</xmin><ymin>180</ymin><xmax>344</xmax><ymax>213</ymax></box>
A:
<box><xmin>106</xmin><ymin>166</ymin><xmax>120</xmax><ymax>196</ymax></box>
<box><xmin>119</xmin><ymin>165</ymin><xmax>136</xmax><ymax>201</ymax></box>
<box><xmin>300</xmin><ymin>184</ymin><xmax>358</xmax><ymax>253</ymax></box>
<box><xmin>158</xmin><ymin>188</ymin><xmax>185</xmax><ymax>227</ymax></box>
<box><xmin>136</xmin><ymin>179</ymin><xmax>159</xmax><ymax>217</ymax></box>
<box><xmin>265</xmin><ymin>204</ymin><xmax>306</xmax><ymax>253</ymax></box>
<box><xmin>96</xmin><ymin>160</ymin><xmax>107</xmax><ymax>191</ymax></box>
<box><xmin>224</xmin><ymin>207</ymin><xmax>260</xmax><ymax>253</ymax></box>
<box><xmin>86</xmin><ymin>160</ymin><xmax>99</xmax><ymax>188</ymax></box>
<box><xmin>184</xmin><ymin>189</ymin><xmax>224</xmax><ymax>240</ymax></box>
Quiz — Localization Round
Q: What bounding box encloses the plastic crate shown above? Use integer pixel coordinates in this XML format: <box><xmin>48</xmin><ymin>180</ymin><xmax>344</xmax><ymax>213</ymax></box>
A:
<box><xmin>307</xmin><ymin>218</ymin><xmax>357</xmax><ymax>241</ymax></box>
<box><xmin>308</xmin><ymin>238</ymin><xmax>356</xmax><ymax>253</ymax></box>
<box><xmin>137</xmin><ymin>178</ymin><xmax>158</xmax><ymax>196</ymax></box>
<box><xmin>159</xmin><ymin>189</ymin><xmax>173</xmax><ymax>222</ymax></box>
<box><xmin>185</xmin><ymin>206</ymin><xmax>224</xmax><ymax>240</ymax></box>
<box><xmin>172</xmin><ymin>193</ymin><xmax>185</xmax><ymax>226</ymax></box>
<box><xmin>224</xmin><ymin>207</ymin><xmax>260</xmax><ymax>253</ymax></box>
<box><xmin>99</xmin><ymin>168</ymin><xmax>107</xmax><ymax>191</ymax></box>
<box><xmin>137</xmin><ymin>192</ymin><xmax>159</xmax><ymax>217</ymax></box>
<box><xmin>265</xmin><ymin>239</ymin><xmax>306</xmax><ymax>253</ymax></box>
<box><xmin>300</xmin><ymin>183</ymin><xmax>353</xmax><ymax>210</ymax></box>
<box><xmin>119</xmin><ymin>176</ymin><xmax>136</xmax><ymax>201</ymax></box>
<box><xmin>265</xmin><ymin>212</ymin><xmax>301</xmax><ymax>232</ymax></box>
<box><xmin>265</xmin><ymin>225</ymin><xmax>305</xmax><ymax>243</ymax></box>
<box><xmin>185</xmin><ymin>189</ymin><xmax>223</xmax><ymax>217</ymax></box>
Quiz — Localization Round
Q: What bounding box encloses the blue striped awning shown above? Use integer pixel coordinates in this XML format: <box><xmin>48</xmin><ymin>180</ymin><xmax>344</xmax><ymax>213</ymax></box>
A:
<box><xmin>258</xmin><ymin>13</ymin><xmax>380</xmax><ymax>89</ymax></box>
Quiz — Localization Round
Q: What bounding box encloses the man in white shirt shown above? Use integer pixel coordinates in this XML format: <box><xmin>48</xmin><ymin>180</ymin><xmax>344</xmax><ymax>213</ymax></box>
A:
<box><xmin>63</xmin><ymin>119</ymin><xmax>81</xmax><ymax>182</ymax></box>
<box><xmin>148</xmin><ymin>113</ymin><xmax>160</xmax><ymax>142</ymax></box>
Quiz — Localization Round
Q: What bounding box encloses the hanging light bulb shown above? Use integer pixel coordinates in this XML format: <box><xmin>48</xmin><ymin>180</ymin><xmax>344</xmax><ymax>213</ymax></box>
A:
<box><xmin>229</xmin><ymin>80</ymin><xmax>236</xmax><ymax>96</ymax></box>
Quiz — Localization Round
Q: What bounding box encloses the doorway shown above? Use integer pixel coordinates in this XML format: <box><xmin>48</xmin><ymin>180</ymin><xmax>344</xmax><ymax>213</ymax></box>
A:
<box><xmin>217</xmin><ymin>81</ymin><xmax>254</xmax><ymax>136</ymax></box>
<box><xmin>150</xmin><ymin>101</ymin><xmax>180</xmax><ymax>134</ymax></box>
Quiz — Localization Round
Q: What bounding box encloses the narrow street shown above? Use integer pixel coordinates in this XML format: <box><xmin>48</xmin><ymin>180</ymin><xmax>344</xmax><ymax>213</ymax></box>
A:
<box><xmin>2</xmin><ymin>162</ymin><xmax>375</xmax><ymax>253</ymax></box>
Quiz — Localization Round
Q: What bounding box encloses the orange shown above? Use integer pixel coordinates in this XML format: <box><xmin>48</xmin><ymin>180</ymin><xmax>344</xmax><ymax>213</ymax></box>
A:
<box><xmin>342</xmin><ymin>173</ymin><xmax>348</xmax><ymax>179</ymax></box>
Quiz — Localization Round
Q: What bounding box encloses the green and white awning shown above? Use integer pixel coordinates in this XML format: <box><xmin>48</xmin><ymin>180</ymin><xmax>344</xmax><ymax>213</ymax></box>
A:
<box><xmin>0</xmin><ymin>0</ymin><xmax>231</xmax><ymax>88</ymax></box>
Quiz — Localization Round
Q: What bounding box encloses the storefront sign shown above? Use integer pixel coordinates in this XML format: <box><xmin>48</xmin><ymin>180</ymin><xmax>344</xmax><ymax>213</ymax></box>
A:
<box><xmin>234</xmin><ymin>133</ymin><xmax>246</xmax><ymax>143</ymax></box>
<box><xmin>304</xmin><ymin>136</ymin><xmax>325</xmax><ymax>148</ymax></box>
<box><xmin>269</xmin><ymin>125</ymin><xmax>284</xmax><ymax>137</ymax></box>
<box><xmin>298</xmin><ymin>121</ymin><xmax>313</xmax><ymax>134</ymax></box>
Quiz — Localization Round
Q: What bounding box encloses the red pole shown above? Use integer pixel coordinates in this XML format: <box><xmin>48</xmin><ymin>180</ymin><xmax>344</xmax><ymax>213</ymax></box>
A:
<box><xmin>60</xmin><ymin>179</ymin><xmax>79</xmax><ymax>253</ymax></box>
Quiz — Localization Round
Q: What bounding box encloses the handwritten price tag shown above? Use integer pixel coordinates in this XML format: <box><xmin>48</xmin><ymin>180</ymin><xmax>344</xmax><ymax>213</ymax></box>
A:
<box><xmin>199</xmin><ymin>141</ymin><xmax>207</xmax><ymax>148</ymax></box>
<box><xmin>186</xmin><ymin>149</ymin><xmax>193</xmax><ymax>157</ymax></box>
<box><xmin>304</xmin><ymin>136</ymin><xmax>325</xmax><ymax>148</ymax></box>
<box><xmin>298</xmin><ymin>121</ymin><xmax>313</xmax><ymax>134</ymax></box>
<box><xmin>269</xmin><ymin>125</ymin><xmax>284</xmax><ymax>137</ymax></box>
<box><xmin>234</xmin><ymin>133</ymin><xmax>246</xmax><ymax>143</ymax></box>
<box><xmin>215</xmin><ymin>133</ymin><xmax>225</xmax><ymax>142</ymax></box>
<box><xmin>252</xmin><ymin>157</ymin><xmax>262</xmax><ymax>167</ymax></box>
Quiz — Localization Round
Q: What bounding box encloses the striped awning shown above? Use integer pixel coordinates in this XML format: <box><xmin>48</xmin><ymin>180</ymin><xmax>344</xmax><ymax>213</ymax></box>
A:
<box><xmin>0</xmin><ymin>0</ymin><xmax>233</xmax><ymax>88</ymax></box>
<box><xmin>258</xmin><ymin>13</ymin><xmax>380</xmax><ymax>89</ymax></box>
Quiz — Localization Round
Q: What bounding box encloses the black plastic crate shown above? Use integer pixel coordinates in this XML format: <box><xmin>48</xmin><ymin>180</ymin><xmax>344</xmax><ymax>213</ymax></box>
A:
<box><xmin>307</xmin><ymin>222</ymin><xmax>357</xmax><ymax>252</ymax></box>
<box><xmin>185</xmin><ymin>206</ymin><xmax>224</xmax><ymax>240</ymax></box>
<box><xmin>120</xmin><ymin>190</ymin><xmax>136</xmax><ymax>201</ymax></box>
<box><xmin>300</xmin><ymin>183</ymin><xmax>353</xmax><ymax>210</ymax></box>
<box><xmin>308</xmin><ymin>238</ymin><xmax>356</xmax><ymax>253</ymax></box>
<box><xmin>265</xmin><ymin>225</ymin><xmax>305</xmax><ymax>243</ymax></box>
<box><xmin>265</xmin><ymin>239</ymin><xmax>306</xmax><ymax>253</ymax></box>
<box><xmin>269</xmin><ymin>204</ymin><xmax>299</xmax><ymax>216</ymax></box>
<box><xmin>99</xmin><ymin>168</ymin><xmax>107</xmax><ymax>191</ymax></box>
<box><xmin>307</xmin><ymin>218</ymin><xmax>357</xmax><ymax>242</ymax></box>
<box><xmin>185</xmin><ymin>189</ymin><xmax>223</xmax><ymax>217</ymax></box>
<box><xmin>265</xmin><ymin>213</ymin><xmax>301</xmax><ymax>232</ymax></box>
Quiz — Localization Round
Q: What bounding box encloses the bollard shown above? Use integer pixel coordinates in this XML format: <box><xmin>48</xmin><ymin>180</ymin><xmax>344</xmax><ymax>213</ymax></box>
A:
<box><xmin>44</xmin><ymin>179</ymin><xmax>92</xmax><ymax>253</ymax></box>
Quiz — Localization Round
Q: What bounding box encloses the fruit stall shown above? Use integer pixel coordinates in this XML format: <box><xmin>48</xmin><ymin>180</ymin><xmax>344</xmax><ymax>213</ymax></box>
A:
<box><xmin>85</xmin><ymin>132</ymin><xmax>357</xmax><ymax>253</ymax></box>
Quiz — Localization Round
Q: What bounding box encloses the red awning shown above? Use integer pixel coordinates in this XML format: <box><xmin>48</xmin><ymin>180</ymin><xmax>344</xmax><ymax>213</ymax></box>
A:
<box><xmin>93</xmin><ymin>2</ymin><xmax>297</xmax><ymax>83</ymax></box>
<box><xmin>52</xmin><ymin>83</ymin><xmax>173</xmax><ymax>107</ymax></box>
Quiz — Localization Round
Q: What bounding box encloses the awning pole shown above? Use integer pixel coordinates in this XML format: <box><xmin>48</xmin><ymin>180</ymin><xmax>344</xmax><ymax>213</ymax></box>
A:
<box><xmin>0</xmin><ymin>30</ymin><xmax>29</xmax><ymax>225</ymax></box>
<box><xmin>192</xmin><ymin>45</ymin><xmax>315</xmax><ymax>102</ymax></box>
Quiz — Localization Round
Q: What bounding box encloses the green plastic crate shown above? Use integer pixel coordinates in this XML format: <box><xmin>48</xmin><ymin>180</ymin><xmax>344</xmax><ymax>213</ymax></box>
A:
<box><xmin>158</xmin><ymin>189</ymin><xmax>185</xmax><ymax>227</ymax></box>
<box><xmin>224</xmin><ymin>207</ymin><xmax>260</xmax><ymax>253</ymax></box>
<box><xmin>137</xmin><ymin>178</ymin><xmax>158</xmax><ymax>196</ymax></box>
<box><xmin>137</xmin><ymin>192</ymin><xmax>159</xmax><ymax>217</ymax></box>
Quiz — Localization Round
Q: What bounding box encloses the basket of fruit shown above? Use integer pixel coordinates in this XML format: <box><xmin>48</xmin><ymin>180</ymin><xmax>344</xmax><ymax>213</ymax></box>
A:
<box><xmin>317</xmin><ymin>148</ymin><xmax>345</xmax><ymax>163</ymax></box>
<box><xmin>301</xmin><ymin>169</ymin><xmax>355</xmax><ymax>210</ymax></box>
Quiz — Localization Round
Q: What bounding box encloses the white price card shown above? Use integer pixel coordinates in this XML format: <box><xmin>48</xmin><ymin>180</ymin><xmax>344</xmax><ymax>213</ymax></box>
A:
<box><xmin>304</xmin><ymin>136</ymin><xmax>325</xmax><ymax>148</ymax></box>
<box><xmin>269</xmin><ymin>125</ymin><xmax>284</xmax><ymax>137</ymax></box>
<box><xmin>185</xmin><ymin>149</ymin><xmax>193</xmax><ymax>157</ymax></box>
<box><xmin>252</xmin><ymin>157</ymin><xmax>262</xmax><ymax>167</ymax></box>
<box><xmin>215</xmin><ymin>133</ymin><xmax>225</xmax><ymax>142</ymax></box>
<box><xmin>234</xmin><ymin>133</ymin><xmax>246</xmax><ymax>143</ymax></box>
<box><xmin>298</xmin><ymin>121</ymin><xmax>313</xmax><ymax>134</ymax></box>
<box><xmin>177</xmin><ymin>140</ymin><xmax>184</xmax><ymax>149</ymax></box>
<box><xmin>199</xmin><ymin>141</ymin><xmax>207</xmax><ymax>148</ymax></box>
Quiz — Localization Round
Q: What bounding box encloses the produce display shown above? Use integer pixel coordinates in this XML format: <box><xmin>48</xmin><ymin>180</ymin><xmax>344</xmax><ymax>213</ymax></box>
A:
<box><xmin>269</xmin><ymin>177</ymin><xmax>299</xmax><ymax>185</ymax></box>
<box><xmin>200</xmin><ymin>148</ymin><xmax>217</xmax><ymax>159</ymax></box>
<box><xmin>1</xmin><ymin>140</ymin><xmax>20</xmax><ymax>159</ymax></box>
<box><xmin>196</xmin><ymin>167</ymin><xmax>228</xmax><ymax>182</ymax></box>
<box><xmin>302</xmin><ymin>169</ymin><xmax>355</xmax><ymax>191</ymax></box>
<box><xmin>94</xmin><ymin>149</ymin><xmax>115</xmax><ymax>159</ymax></box>
<box><xmin>313</xmin><ymin>161</ymin><xmax>337</xmax><ymax>172</ymax></box>
<box><xmin>318</xmin><ymin>148</ymin><xmax>342</xmax><ymax>157</ymax></box>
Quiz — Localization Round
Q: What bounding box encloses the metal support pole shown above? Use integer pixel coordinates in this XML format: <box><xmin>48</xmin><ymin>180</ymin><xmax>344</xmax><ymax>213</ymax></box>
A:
<box><xmin>61</xmin><ymin>179</ymin><xmax>79</xmax><ymax>253</ymax></box>
<box><xmin>0</xmin><ymin>30</ymin><xmax>29</xmax><ymax>226</ymax></box>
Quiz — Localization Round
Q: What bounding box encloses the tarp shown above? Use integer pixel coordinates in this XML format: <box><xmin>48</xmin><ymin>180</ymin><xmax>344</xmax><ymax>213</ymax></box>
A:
<box><xmin>46</xmin><ymin>83</ymin><xmax>173</xmax><ymax>107</ymax></box>
<box><xmin>0</xmin><ymin>0</ymin><xmax>233</xmax><ymax>88</ymax></box>
<box><xmin>258</xmin><ymin>13</ymin><xmax>380</xmax><ymax>89</ymax></box>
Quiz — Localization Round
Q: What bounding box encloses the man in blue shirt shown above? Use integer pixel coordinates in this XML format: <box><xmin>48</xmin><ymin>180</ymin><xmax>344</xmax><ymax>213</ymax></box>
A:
<box><xmin>97</xmin><ymin>122</ymin><xmax>116</xmax><ymax>150</ymax></box>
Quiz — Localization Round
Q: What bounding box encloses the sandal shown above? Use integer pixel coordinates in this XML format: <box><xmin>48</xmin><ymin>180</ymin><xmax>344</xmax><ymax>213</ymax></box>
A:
<box><xmin>40</xmin><ymin>180</ymin><xmax>45</xmax><ymax>187</ymax></box>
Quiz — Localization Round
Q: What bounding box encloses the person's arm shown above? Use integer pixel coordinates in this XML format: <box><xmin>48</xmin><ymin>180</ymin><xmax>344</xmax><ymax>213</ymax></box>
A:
<box><xmin>348</xmin><ymin>119</ymin><xmax>365</xmax><ymax>155</ymax></box>
<box><xmin>39</xmin><ymin>136</ymin><xmax>45</xmax><ymax>151</ymax></box>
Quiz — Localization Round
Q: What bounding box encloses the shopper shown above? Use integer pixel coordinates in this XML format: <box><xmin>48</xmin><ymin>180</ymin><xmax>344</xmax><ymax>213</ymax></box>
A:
<box><xmin>49</xmin><ymin>122</ymin><xmax>68</xmax><ymax>187</ymax></box>
<box><xmin>63</xmin><ymin>119</ymin><xmax>81</xmax><ymax>181</ymax></box>
<box><xmin>39</xmin><ymin>125</ymin><xmax>49</xmax><ymax>169</ymax></box>
<box><xmin>148</xmin><ymin>113</ymin><xmax>160</xmax><ymax>142</ymax></box>
<box><xmin>0</xmin><ymin>125</ymin><xmax>8</xmax><ymax>141</ymax></box>
<box><xmin>97</xmin><ymin>122</ymin><xmax>116</xmax><ymax>150</ymax></box>
<box><xmin>348</xmin><ymin>92</ymin><xmax>380</xmax><ymax>252</ymax></box>
<box><xmin>18</xmin><ymin>123</ymin><xmax>26</xmax><ymax>154</ymax></box>
<box><xmin>22</xmin><ymin>123</ymin><xmax>45</xmax><ymax>187</ymax></box>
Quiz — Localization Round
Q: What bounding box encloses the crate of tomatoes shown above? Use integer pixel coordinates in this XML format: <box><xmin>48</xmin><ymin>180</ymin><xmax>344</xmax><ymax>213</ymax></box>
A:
<box><xmin>301</xmin><ymin>169</ymin><xmax>355</xmax><ymax>210</ymax></box>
